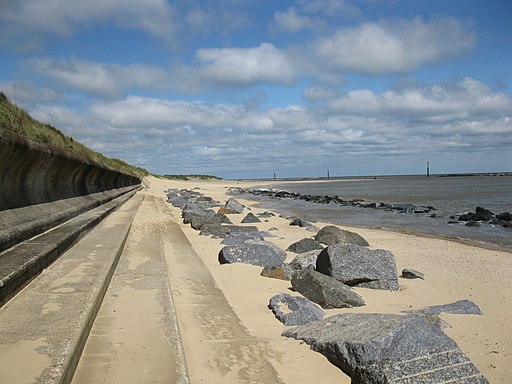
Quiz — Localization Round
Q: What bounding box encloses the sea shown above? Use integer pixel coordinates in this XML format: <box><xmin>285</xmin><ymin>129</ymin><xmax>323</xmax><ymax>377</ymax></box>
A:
<box><xmin>244</xmin><ymin>175</ymin><xmax>512</xmax><ymax>251</ymax></box>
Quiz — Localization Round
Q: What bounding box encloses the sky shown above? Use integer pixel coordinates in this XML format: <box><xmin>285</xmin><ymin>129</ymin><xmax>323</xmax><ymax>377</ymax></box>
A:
<box><xmin>1</xmin><ymin>0</ymin><xmax>511</xmax><ymax>179</ymax></box>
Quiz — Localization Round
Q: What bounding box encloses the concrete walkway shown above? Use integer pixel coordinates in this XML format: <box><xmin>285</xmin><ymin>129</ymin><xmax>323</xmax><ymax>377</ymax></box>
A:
<box><xmin>72</xmin><ymin>194</ymin><xmax>189</xmax><ymax>384</ymax></box>
<box><xmin>0</xmin><ymin>193</ymin><xmax>143</xmax><ymax>384</ymax></box>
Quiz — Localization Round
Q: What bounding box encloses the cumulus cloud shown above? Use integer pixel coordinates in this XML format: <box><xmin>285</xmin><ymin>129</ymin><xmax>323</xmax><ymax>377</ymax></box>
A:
<box><xmin>313</xmin><ymin>17</ymin><xmax>474</xmax><ymax>74</ymax></box>
<box><xmin>273</xmin><ymin>8</ymin><xmax>319</xmax><ymax>32</ymax></box>
<box><xmin>0</xmin><ymin>82</ymin><xmax>61</xmax><ymax>106</ymax></box>
<box><xmin>27</xmin><ymin>77</ymin><xmax>511</xmax><ymax>177</ymax></box>
<box><xmin>329</xmin><ymin>78</ymin><xmax>511</xmax><ymax>125</ymax></box>
<box><xmin>174</xmin><ymin>43</ymin><xmax>297</xmax><ymax>91</ymax></box>
<box><xmin>0</xmin><ymin>0</ymin><xmax>180</xmax><ymax>50</ymax></box>
<box><xmin>25</xmin><ymin>58</ymin><xmax>170</xmax><ymax>98</ymax></box>
<box><xmin>300</xmin><ymin>0</ymin><xmax>361</xmax><ymax>18</ymax></box>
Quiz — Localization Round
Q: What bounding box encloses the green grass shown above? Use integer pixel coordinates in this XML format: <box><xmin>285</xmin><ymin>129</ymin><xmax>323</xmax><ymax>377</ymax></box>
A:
<box><xmin>0</xmin><ymin>92</ymin><xmax>223</xmax><ymax>181</ymax></box>
<box><xmin>0</xmin><ymin>92</ymin><xmax>148</xmax><ymax>179</ymax></box>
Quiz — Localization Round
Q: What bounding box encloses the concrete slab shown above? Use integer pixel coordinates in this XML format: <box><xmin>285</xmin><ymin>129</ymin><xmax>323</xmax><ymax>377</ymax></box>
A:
<box><xmin>0</xmin><ymin>190</ymin><xmax>138</xmax><ymax>306</ymax></box>
<box><xmin>72</xmin><ymin>195</ymin><xmax>189</xmax><ymax>384</ymax></box>
<box><xmin>0</xmin><ymin>193</ymin><xmax>143</xmax><ymax>384</ymax></box>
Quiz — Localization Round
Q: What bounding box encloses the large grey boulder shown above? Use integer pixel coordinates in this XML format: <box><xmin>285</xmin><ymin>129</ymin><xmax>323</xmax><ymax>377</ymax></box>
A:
<box><xmin>200</xmin><ymin>224</ymin><xmax>258</xmax><ymax>238</ymax></box>
<box><xmin>315</xmin><ymin>225</ymin><xmax>369</xmax><ymax>246</ymax></box>
<box><xmin>241</xmin><ymin>212</ymin><xmax>261</xmax><ymax>223</ymax></box>
<box><xmin>283</xmin><ymin>313</ymin><xmax>488</xmax><ymax>384</ymax></box>
<box><xmin>168</xmin><ymin>195</ymin><xmax>189</xmax><ymax>208</ymax></box>
<box><xmin>218</xmin><ymin>239</ymin><xmax>286</xmax><ymax>267</ymax></box>
<box><xmin>291</xmin><ymin>268</ymin><xmax>365</xmax><ymax>309</ymax></box>
<box><xmin>289</xmin><ymin>250</ymin><xmax>322</xmax><ymax>271</ymax></box>
<box><xmin>287</xmin><ymin>238</ymin><xmax>324</xmax><ymax>253</ymax></box>
<box><xmin>261</xmin><ymin>264</ymin><xmax>296</xmax><ymax>281</ymax></box>
<box><xmin>316</xmin><ymin>244</ymin><xmax>399</xmax><ymax>291</ymax></box>
<box><xmin>224</xmin><ymin>198</ymin><xmax>245</xmax><ymax>214</ymax></box>
<box><xmin>403</xmin><ymin>299</ymin><xmax>483</xmax><ymax>316</ymax></box>
<box><xmin>269</xmin><ymin>293</ymin><xmax>324</xmax><ymax>326</ymax></box>
<box><xmin>183</xmin><ymin>212</ymin><xmax>232</xmax><ymax>230</ymax></box>
<box><xmin>221</xmin><ymin>231</ymin><xmax>270</xmax><ymax>245</ymax></box>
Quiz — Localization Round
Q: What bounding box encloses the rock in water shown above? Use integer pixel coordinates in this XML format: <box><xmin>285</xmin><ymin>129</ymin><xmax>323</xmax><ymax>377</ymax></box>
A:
<box><xmin>218</xmin><ymin>239</ymin><xmax>286</xmax><ymax>267</ymax></box>
<box><xmin>286</xmin><ymin>238</ymin><xmax>324</xmax><ymax>253</ymax></box>
<box><xmin>268</xmin><ymin>293</ymin><xmax>324</xmax><ymax>325</ymax></box>
<box><xmin>291</xmin><ymin>268</ymin><xmax>365</xmax><ymax>309</ymax></box>
<box><xmin>316</xmin><ymin>244</ymin><xmax>399</xmax><ymax>291</ymax></box>
<box><xmin>283</xmin><ymin>313</ymin><xmax>488</xmax><ymax>384</ymax></box>
<box><xmin>315</xmin><ymin>225</ymin><xmax>369</xmax><ymax>246</ymax></box>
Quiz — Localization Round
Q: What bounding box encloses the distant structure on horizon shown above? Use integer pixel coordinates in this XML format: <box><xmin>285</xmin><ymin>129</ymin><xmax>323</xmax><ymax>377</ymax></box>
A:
<box><xmin>427</xmin><ymin>161</ymin><xmax>430</xmax><ymax>177</ymax></box>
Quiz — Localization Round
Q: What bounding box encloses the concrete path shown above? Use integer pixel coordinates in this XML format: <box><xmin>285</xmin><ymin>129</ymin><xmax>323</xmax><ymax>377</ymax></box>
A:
<box><xmin>72</xmin><ymin>194</ymin><xmax>189</xmax><ymax>384</ymax></box>
<box><xmin>74</xmin><ymin>192</ymin><xmax>282</xmax><ymax>383</ymax></box>
<box><xmin>0</xmin><ymin>193</ymin><xmax>143</xmax><ymax>384</ymax></box>
<box><xmin>163</xmin><ymin>219</ymin><xmax>282</xmax><ymax>383</ymax></box>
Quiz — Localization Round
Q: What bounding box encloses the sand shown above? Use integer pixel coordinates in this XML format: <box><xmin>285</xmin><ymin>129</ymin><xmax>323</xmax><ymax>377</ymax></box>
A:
<box><xmin>135</xmin><ymin>176</ymin><xmax>512</xmax><ymax>383</ymax></box>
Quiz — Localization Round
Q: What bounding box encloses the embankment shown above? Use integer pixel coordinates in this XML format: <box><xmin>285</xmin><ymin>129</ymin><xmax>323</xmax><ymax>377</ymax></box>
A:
<box><xmin>0</xmin><ymin>127</ymin><xmax>141</xmax><ymax>265</ymax></box>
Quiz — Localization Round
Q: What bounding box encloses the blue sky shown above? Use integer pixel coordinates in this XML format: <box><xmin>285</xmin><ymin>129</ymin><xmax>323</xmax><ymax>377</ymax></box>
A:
<box><xmin>1</xmin><ymin>0</ymin><xmax>511</xmax><ymax>179</ymax></box>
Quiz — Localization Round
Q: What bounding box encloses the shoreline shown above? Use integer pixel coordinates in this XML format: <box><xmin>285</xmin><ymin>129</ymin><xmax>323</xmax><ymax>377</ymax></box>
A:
<box><xmin>238</xmin><ymin>180</ymin><xmax>512</xmax><ymax>253</ymax></box>
<box><xmin>149</xmin><ymin>176</ymin><xmax>512</xmax><ymax>383</ymax></box>
<box><xmin>250</xmin><ymin>196</ymin><xmax>512</xmax><ymax>253</ymax></box>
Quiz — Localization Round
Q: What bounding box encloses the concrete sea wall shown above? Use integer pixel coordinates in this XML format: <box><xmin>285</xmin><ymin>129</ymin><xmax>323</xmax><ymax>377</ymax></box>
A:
<box><xmin>0</xmin><ymin>128</ymin><xmax>142</xmax><ymax>252</ymax></box>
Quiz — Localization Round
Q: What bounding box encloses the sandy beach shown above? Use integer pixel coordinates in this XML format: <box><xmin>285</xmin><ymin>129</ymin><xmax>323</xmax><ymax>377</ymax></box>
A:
<box><xmin>142</xmin><ymin>175</ymin><xmax>511</xmax><ymax>383</ymax></box>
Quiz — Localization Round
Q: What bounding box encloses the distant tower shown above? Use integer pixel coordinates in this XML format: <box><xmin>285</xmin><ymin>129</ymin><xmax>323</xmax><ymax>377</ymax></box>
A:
<box><xmin>327</xmin><ymin>168</ymin><xmax>330</xmax><ymax>179</ymax></box>
<box><xmin>273</xmin><ymin>172</ymin><xmax>276</xmax><ymax>179</ymax></box>
<box><xmin>427</xmin><ymin>161</ymin><xmax>430</xmax><ymax>177</ymax></box>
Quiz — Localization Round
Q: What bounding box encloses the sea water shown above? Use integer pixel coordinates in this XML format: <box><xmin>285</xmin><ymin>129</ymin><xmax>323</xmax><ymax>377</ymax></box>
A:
<box><xmin>247</xmin><ymin>175</ymin><xmax>512</xmax><ymax>251</ymax></box>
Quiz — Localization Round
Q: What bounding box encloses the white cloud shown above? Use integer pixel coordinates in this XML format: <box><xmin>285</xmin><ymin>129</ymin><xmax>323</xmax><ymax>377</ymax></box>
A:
<box><xmin>329</xmin><ymin>78</ymin><xmax>511</xmax><ymax>125</ymax></box>
<box><xmin>25</xmin><ymin>58</ymin><xmax>169</xmax><ymax>98</ymax></box>
<box><xmin>0</xmin><ymin>0</ymin><xmax>179</xmax><ymax>50</ymax></box>
<box><xmin>301</xmin><ymin>0</ymin><xmax>361</xmax><ymax>18</ymax></box>
<box><xmin>175</xmin><ymin>43</ymin><xmax>297</xmax><ymax>90</ymax></box>
<box><xmin>313</xmin><ymin>17</ymin><xmax>474</xmax><ymax>74</ymax></box>
<box><xmin>27</xmin><ymin>77</ymin><xmax>511</xmax><ymax>177</ymax></box>
<box><xmin>303</xmin><ymin>84</ymin><xmax>339</xmax><ymax>100</ymax></box>
<box><xmin>0</xmin><ymin>82</ymin><xmax>60</xmax><ymax>106</ymax></box>
<box><xmin>273</xmin><ymin>8</ymin><xmax>319</xmax><ymax>32</ymax></box>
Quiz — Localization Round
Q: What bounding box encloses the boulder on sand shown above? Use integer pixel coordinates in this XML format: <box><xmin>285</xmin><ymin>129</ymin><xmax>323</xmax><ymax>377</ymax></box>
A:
<box><xmin>223</xmin><ymin>198</ymin><xmax>246</xmax><ymax>214</ymax></box>
<box><xmin>269</xmin><ymin>293</ymin><xmax>324</xmax><ymax>326</ymax></box>
<box><xmin>241</xmin><ymin>212</ymin><xmax>261</xmax><ymax>223</ymax></box>
<box><xmin>286</xmin><ymin>238</ymin><xmax>324</xmax><ymax>253</ymax></box>
<box><xmin>289</xmin><ymin>250</ymin><xmax>322</xmax><ymax>271</ymax></box>
<box><xmin>291</xmin><ymin>268</ymin><xmax>365</xmax><ymax>309</ymax></box>
<box><xmin>218</xmin><ymin>239</ymin><xmax>286</xmax><ymax>267</ymax></box>
<box><xmin>283</xmin><ymin>313</ymin><xmax>488</xmax><ymax>384</ymax></box>
<box><xmin>261</xmin><ymin>264</ymin><xmax>296</xmax><ymax>281</ymax></box>
<box><xmin>314</xmin><ymin>225</ymin><xmax>369</xmax><ymax>246</ymax></box>
<box><xmin>316</xmin><ymin>244</ymin><xmax>399</xmax><ymax>291</ymax></box>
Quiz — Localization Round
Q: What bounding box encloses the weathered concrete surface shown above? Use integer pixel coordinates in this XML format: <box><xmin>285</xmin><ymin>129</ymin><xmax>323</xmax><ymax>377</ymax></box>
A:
<box><xmin>0</xmin><ymin>128</ymin><xmax>140</xmax><ymax>211</ymax></box>
<box><xmin>163</xmin><ymin>220</ymin><xmax>282</xmax><ymax>383</ymax></box>
<box><xmin>72</xmin><ymin>194</ymin><xmax>189</xmax><ymax>384</ymax></box>
<box><xmin>0</xmin><ymin>190</ymin><xmax>138</xmax><ymax>307</ymax></box>
<box><xmin>0</xmin><ymin>186</ymin><xmax>140</xmax><ymax>253</ymax></box>
<box><xmin>0</xmin><ymin>194</ymin><xmax>142</xmax><ymax>384</ymax></box>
